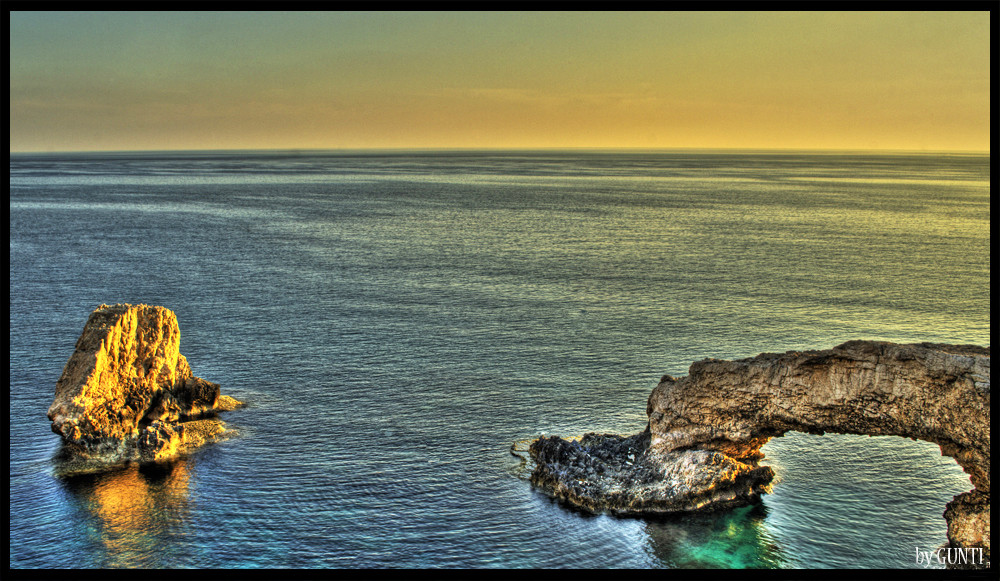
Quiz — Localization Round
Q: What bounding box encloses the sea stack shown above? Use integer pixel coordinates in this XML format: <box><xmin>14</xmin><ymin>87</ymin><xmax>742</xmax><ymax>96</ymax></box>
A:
<box><xmin>47</xmin><ymin>303</ymin><xmax>242</xmax><ymax>468</ymax></box>
<box><xmin>529</xmin><ymin>341</ymin><xmax>990</xmax><ymax>566</ymax></box>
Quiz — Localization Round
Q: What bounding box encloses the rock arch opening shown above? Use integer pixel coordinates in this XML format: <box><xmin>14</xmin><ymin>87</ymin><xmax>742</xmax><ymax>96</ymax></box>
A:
<box><xmin>758</xmin><ymin>431</ymin><xmax>973</xmax><ymax>567</ymax></box>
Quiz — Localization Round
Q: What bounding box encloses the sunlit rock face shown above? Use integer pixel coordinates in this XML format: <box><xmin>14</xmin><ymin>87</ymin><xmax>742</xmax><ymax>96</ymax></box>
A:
<box><xmin>530</xmin><ymin>341</ymin><xmax>990</xmax><ymax>564</ymax></box>
<box><xmin>47</xmin><ymin>304</ymin><xmax>242</xmax><ymax>468</ymax></box>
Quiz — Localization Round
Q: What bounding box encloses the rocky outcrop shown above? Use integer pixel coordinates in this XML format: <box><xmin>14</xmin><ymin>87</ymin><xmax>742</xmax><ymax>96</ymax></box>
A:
<box><xmin>48</xmin><ymin>303</ymin><xmax>242</xmax><ymax>469</ymax></box>
<box><xmin>529</xmin><ymin>430</ymin><xmax>775</xmax><ymax>515</ymax></box>
<box><xmin>529</xmin><ymin>341</ymin><xmax>990</xmax><ymax>564</ymax></box>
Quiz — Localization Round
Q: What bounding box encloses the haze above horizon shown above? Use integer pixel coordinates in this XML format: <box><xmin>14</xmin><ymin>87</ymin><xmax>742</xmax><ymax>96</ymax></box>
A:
<box><xmin>9</xmin><ymin>11</ymin><xmax>991</xmax><ymax>154</ymax></box>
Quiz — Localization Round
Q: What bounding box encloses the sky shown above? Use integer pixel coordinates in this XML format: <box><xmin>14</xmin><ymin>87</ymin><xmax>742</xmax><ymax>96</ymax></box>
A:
<box><xmin>8</xmin><ymin>11</ymin><xmax>992</xmax><ymax>153</ymax></box>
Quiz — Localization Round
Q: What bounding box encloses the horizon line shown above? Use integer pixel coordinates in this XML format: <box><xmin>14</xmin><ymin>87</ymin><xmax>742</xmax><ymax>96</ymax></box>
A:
<box><xmin>9</xmin><ymin>145</ymin><xmax>992</xmax><ymax>156</ymax></box>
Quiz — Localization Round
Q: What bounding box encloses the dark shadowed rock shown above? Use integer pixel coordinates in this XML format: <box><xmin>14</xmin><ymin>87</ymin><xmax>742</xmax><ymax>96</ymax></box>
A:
<box><xmin>529</xmin><ymin>430</ymin><xmax>774</xmax><ymax>515</ymax></box>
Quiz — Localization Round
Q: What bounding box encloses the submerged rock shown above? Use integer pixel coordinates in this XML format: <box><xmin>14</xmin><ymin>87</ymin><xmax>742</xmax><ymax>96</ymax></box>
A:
<box><xmin>529</xmin><ymin>341</ymin><xmax>990</xmax><ymax>566</ymax></box>
<box><xmin>47</xmin><ymin>303</ymin><xmax>242</xmax><ymax>468</ymax></box>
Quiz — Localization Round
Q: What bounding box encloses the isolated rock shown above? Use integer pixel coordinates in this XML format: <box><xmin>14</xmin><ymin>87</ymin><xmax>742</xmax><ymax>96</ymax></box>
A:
<box><xmin>529</xmin><ymin>341</ymin><xmax>990</xmax><ymax>564</ymax></box>
<box><xmin>47</xmin><ymin>303</ymin><xmax>242</xmax><ymax>467</ymax></box>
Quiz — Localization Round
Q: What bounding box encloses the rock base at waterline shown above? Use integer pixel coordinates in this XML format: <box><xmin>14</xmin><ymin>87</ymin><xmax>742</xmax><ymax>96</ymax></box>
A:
<box><xmin>529</xmin><ymin>430</ymin><xmax>773</xmax><ymax>515</ymax></box>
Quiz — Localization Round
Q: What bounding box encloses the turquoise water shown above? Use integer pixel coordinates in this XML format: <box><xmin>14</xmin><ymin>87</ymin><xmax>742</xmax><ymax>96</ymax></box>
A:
<box><xmin>9</xmin><ymin>150</ymin><xmax>989</xmax><ymax>568</ymax></box>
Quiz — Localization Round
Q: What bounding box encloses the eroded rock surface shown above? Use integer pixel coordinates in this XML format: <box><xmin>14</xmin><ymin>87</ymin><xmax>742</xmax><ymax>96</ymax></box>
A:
<box><xmin>47</xmin><ymin>303</ymin><xmax>242</xmax><ymax>468</ymax></box>
<box><xmin>529</xmin><ymin>341</ymin><xmax>990</xmax><ymax>564</ymax></box>
<box><xmin>529</xmin><ymin>430</ymin><xmax>774</xmax><ymax>515</ymax></box>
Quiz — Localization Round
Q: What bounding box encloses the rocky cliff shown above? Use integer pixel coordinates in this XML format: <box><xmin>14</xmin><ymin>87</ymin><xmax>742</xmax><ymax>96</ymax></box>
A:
<box><xmin>48</xmin><ymin>303</ymin><xmax>242</xmax><ymax>468</ymax></box>
<box><xmin>529</xmin><ymin>341</ymin><xmax>990</xmax><ymax>564</ymax></box>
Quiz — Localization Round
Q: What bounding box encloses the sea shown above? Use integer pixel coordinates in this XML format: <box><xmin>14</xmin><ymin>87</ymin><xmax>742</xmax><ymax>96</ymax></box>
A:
<box><xmin>8</xmin><ymin>150</ymin><xmax>990</xmax><ymax>569</ymax></box>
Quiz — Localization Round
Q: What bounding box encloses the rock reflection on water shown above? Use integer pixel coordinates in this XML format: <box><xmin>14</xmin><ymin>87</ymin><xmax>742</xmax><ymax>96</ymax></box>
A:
<box><xmin>644</xmin><ymin>504</ymin><xmax>787</xmax><ymax>569</ymax></box>
<box><xmin>58</xmin><ymin>460</ymin><xmax>193</xmax><ymax>568</ymax></box>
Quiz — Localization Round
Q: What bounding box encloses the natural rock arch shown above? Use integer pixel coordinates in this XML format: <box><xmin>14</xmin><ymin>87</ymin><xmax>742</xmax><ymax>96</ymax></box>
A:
<box><xmin>529</xmin><ymin>341</ymin><xmax>990</xmax><ymax>564</ymax></box>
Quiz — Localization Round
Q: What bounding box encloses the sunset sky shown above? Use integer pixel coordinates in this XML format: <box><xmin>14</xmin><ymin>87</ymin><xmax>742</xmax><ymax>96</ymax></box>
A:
<box><xmin>9</xmin><ymin>11</ymin><xmax>991</xmax><ymax>153</ymax></box>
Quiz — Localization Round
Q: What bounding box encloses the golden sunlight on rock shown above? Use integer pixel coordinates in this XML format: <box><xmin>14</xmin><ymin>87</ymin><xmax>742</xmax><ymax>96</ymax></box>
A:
<box><xmin>48</xmin><ymin>304</ymin><xmax>243</xmax><ymax>469</ymax></box>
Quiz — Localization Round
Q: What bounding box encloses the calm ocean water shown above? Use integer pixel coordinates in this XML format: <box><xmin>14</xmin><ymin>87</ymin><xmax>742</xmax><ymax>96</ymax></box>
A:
<box><xmin>9</xmin><ymin>150</ymin><xmax>990</xmax><ymax>569</ymax></box>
